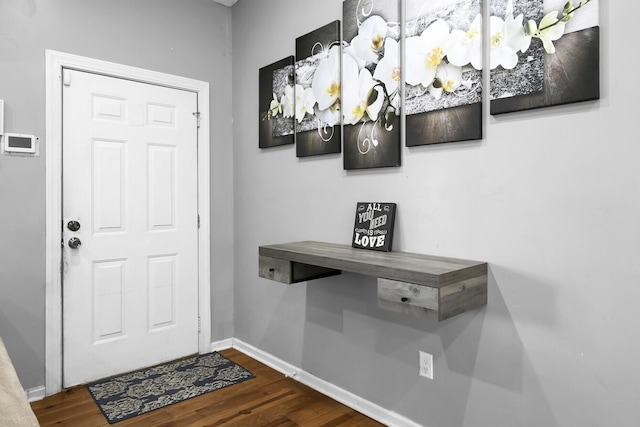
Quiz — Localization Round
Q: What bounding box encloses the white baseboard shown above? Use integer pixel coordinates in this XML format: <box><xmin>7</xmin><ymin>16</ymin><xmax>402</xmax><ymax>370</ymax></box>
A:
<box><xmin>211</xmin><ymin>338</ymin><xmax>423</xmax><ymax>427</ymax></box>
<box><xmin>210</xmin><ymin>338</ymin><xmax>233</xmax><ymax>352</ymax></box>
<box><xmin>27</xmin><ymin>386</ymin><xmax>46</xmax><ymax>402</ymax></box>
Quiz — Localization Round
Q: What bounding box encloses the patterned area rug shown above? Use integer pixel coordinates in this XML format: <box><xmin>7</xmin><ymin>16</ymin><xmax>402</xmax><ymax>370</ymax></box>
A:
<box><xmin>87</xmin><ymin>352</ymin><xmax>255</xmax><ymax>424</ymax></box>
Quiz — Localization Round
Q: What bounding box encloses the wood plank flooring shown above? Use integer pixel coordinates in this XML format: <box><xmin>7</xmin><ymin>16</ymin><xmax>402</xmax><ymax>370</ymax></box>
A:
<box><xmin>31</xmin><ymin>348</ymin><xmax>385</xmax><ymax>427</ymax></box>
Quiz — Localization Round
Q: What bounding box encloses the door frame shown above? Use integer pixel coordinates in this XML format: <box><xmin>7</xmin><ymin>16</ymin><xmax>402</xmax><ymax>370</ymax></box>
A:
<box><xmin>44</xmin><ymin>50</ymin><xmax>211</xmax><ymax>395</ymax></box>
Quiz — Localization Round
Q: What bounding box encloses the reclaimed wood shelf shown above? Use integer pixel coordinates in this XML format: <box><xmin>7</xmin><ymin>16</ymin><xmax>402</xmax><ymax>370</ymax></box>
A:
<box><xmin>259</xmin><ymin>241</ymin><xmax>487</xmax><ymax>321</ymax></box>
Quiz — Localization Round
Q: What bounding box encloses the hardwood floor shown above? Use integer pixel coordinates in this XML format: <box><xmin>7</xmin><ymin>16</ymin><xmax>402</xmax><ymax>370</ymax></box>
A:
<box><xmin>31</xmin><ymin>348</ymin><xmax>385</xmax><ymax>426</ymax></box>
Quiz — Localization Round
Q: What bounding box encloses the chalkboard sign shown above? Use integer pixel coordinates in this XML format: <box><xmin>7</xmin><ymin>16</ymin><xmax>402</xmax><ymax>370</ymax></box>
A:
<box><xmin>352</xmin><ymin>202</ymin><xmax>397</xmax><ymax>252</ymax></box>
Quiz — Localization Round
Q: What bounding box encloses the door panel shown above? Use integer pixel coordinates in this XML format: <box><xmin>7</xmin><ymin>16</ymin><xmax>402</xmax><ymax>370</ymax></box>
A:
<box><xmin>62</xmin><ymin>70</ymin><xmax>199</xmax><ymax>387</ymax></box>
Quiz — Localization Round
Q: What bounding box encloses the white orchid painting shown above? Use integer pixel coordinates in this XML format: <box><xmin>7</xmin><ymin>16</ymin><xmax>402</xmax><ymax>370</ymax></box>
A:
<box><xmin>490</xmin><ymin>0</ymin><xmax>599</xmax><ymax>114</ymax></box>
<box><xmin>259</xmin><ymin>0</ymin><xmax>599</xmax><ymax>157</ymax></box>
<box><xmin>259</xmin><ymin>56</ymin><xmax>295</xmax><ymax>148</ymax></box>
<box><xmin>404</xmin><ymin>0</ymin><xmax>484</xmax><ymax>146</ymax></box>
<box><xmin>294</xmin><ymin>21</ymin><xmax>342</xmax><ymax>157</ymax></box>
<box><xmin>342</xmin><ymin>0</ymin><xmax>402</xmax><ymax>170</ymax></box>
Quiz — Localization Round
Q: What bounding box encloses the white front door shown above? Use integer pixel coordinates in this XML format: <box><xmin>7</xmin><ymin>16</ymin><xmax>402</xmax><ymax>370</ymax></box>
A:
<box><xmin>62</xmin><ymin>69</ymin><xmax>200</xmax><ymax>387</ymax></box>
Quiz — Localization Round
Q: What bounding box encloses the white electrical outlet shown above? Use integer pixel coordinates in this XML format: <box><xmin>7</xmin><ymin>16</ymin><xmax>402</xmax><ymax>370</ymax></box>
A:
<box><xmin>419</xmin><ymin>351</ymin><xmax>433</xmax><ymax>379</ymax></box>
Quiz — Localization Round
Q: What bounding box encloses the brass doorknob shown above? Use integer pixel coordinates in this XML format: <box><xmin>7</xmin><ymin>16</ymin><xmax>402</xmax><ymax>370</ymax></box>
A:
<box><xmin>68</xmin><ymin>237</ymin><xmax>82</xmax><ymax>249</ymax></box>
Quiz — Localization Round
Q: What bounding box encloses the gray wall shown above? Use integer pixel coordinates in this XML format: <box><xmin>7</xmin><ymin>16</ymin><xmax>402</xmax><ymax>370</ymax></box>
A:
<box><xmin>232</xmin><ymin>1</ymin><xmax>640</xmax><ymax>426</ymax></box>
<box><xmin>2</xmin><ymin>0</ymin><xmax>639</xmax><ymax>425</ymax></box>
<box><xmin>0</xmin><ymin>0</ymin><xmax>234</xmax><ymax>390</ymax></box>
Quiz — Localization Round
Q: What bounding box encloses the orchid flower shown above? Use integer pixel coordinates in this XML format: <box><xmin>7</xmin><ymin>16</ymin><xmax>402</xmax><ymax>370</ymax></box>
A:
<box><xmin>344</xmin><ymin>44</ymin><xmax>366</xmax><ymax>70</ymax></box>
<box><xmin>489</xmin><ymin>13</ymin><xmax>531</xmax><ymax>70</ymax></box>
<box><xmin>311</xmin><ymin>45</ymin><xmax>341</xmax><ymax>111</ymax></box>
<box><xmin>268</xmin><ymin>93</ymin><xmax>282</xmax><ymax>118</ymax></box>
<box><xmin>294</xmin><ymin>84</ymin><xmax>316</xmax><ymax>123</ymax></box>
<box><xmin>405</xmin><ymin>19</ymin><xmax>451</xmax><ymax>87</ymax></box>
<box><xmin>526</xmin><ymin>11</ymin><xmax>566</xmax><ymax>54</ymax></box>
<box><xmin>428</xmin><ymin>63</ymin><xmax>463</xmax><ymax>100</ymax></box>
<box><xmin>350</xmin><ymin>15</ymin><xmax>388</xmax><ymax>65</ymax></box>
<box><xmin>315</xmin><ymin>102</ymin><xmax>341</xmax><ymax>126</ymax></box>
<box><xmin>447</xmin><ymin>14</ymin><xmax>483</xmax><ymax>70</ymax></box>
<box><xmin>342</xmin><ymin>53</ymin><xmax>380</xmax><ymax>125</ymax></box>
<box><xmin>281</xmin><ymin>85</ymin><xmax>294</xmax><ymax>118</ymax></box>
<box><xmin>373</xmin><ymin>38</ymin><xmax>401</xmax><ymax>96</ymax></box>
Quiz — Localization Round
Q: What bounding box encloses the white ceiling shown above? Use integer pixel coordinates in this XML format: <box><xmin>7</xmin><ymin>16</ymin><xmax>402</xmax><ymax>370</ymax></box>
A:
<box><xmin>211</xmin><ymin>0</ymin><xmax>238</xmax><ymax>6</ymax></box>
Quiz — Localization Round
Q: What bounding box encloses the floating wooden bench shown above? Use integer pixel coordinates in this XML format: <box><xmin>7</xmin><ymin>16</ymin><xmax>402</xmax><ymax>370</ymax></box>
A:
<box><xmin>259</xmin><ymin>241</ymin><xmax>487</xmax><ymax>321</ymax></box>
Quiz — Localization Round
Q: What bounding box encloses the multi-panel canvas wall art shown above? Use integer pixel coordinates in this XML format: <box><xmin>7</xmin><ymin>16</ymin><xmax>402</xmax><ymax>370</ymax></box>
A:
<box><xmin>342</xmin><ymin>0</ymin><xmax>402</xmax><ymax>170</ymax></box>
<box><xmin>405</xmin><ymin>0</ymin><xmax>483</xmax><ymax>146</ymax></box>
<box><xmin>489</xmin><ymin>0</ymin><xmax>599</xmax><ymax>114</ymax></box>
<box><xmin>257</xmin><ymin>0</ymin><xmax>601</xmax><ymax>162</ymax></box>
<box><xmin>294</xmin><ymin>21</ymin><xmax>342</xmax><ymax>157</ymax></box>
<box><xmin>259</xmin><ymin>56</ymin><xmax>295</xmax><ymax>148</ymax></box>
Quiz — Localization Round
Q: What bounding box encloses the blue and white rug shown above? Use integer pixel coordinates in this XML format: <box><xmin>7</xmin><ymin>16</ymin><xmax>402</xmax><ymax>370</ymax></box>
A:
<box><xmin>87</xmin><ymin>352</ymin><xmax>255</xmax><ymax>424</ymax></box>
